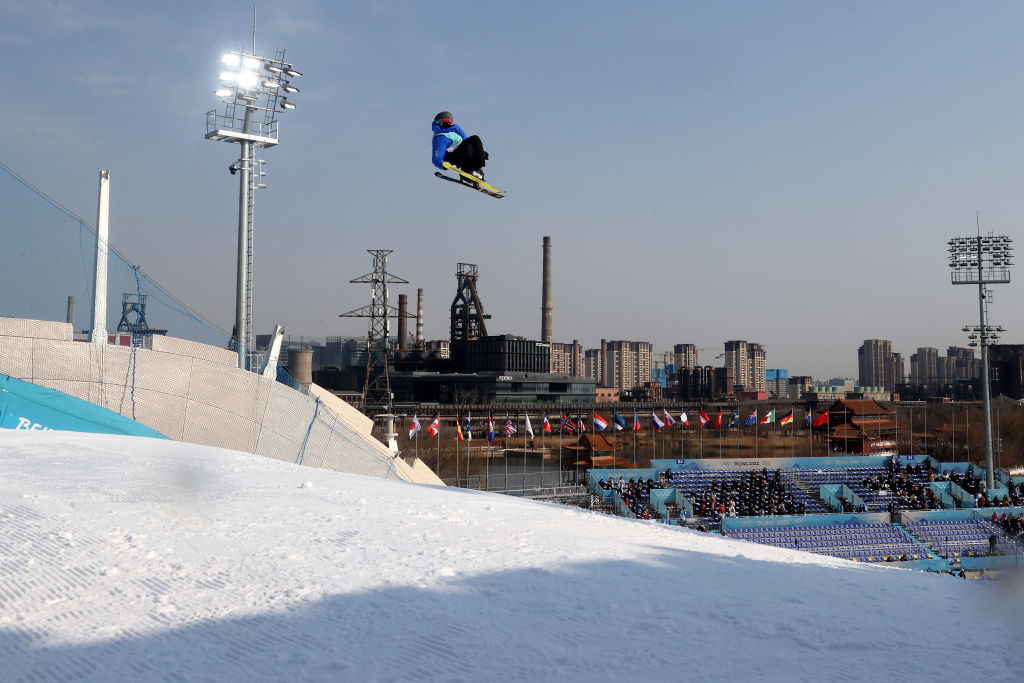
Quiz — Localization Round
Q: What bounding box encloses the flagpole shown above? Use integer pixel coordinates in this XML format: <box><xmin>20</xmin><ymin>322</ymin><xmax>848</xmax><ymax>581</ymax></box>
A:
<box><xmin>632</xmin><ymin>413</ymin><xmax>637</xmax><ymax>468</ymax></box>
<box><xmin>755</xmin><ymin>409</ymin><xmax>759</xmax><ymax>458</ymax></box>
<box><xmin>541</xmin><ymin>413</ymin><xmax>545</xmax><ymax>485</ymax></box>
<box><xmin>808</xmin><ymin>408</ymin><xmax>813</xmax><ymax>458</ymax></box>
<box><xmin>467</xmin><ymin>412</ymin><xmax>471</xmax><ymax>488</ymax></box>
<box><xmin>455</xmin><ymin>415</ymin><xmax>460</xmax><ymax>485</ymax></box>
<box><xmin>436</xmin><ymin>420</ymin><xmax>440</xmax><ymax>476</ymax></box>
<box><xmin>557</xmin><ymin>419</ymin><xmax>565</xmax><ymax>483</ymax></box>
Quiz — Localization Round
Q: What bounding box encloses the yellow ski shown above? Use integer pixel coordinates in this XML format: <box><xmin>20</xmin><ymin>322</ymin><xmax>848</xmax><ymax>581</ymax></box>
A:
<box><xmin>442</xmin><ymin>161</ymin><xmax>505</xmax><ymax>196</ymax></box>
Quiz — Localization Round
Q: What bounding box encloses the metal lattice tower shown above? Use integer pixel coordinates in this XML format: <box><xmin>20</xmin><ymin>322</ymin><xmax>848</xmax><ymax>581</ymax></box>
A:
<box><xmin>340</xmin><ymin>250</ymin><xmax>413</xmax><ymax>413</ymax></box>
<box><xmin>116</xmin><ymin>293</ymin><xmax>167</xmax><ymax>347</ymax></box>
<box><xmin>450</xmin><ymin>263</ymin><xmax>490</xmax><ymax>343</ymax></box>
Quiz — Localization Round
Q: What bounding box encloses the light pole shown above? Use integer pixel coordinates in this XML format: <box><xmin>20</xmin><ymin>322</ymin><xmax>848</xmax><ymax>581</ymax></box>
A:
<box><xmin>206</xmin><ymin>45</ymin><xmax>301</xmax><ymax>369</ymax></box>
<box><xmin>948</xmin><ymin>232</ymin><xmax>1013</xmax><ymax>491</ymax></box>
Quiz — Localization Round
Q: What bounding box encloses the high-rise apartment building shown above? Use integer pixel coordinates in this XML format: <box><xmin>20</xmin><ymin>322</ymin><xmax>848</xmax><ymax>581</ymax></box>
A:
<box><xmin>550</xmin><ymin>340</ymin><xmax>583</xmax><ymax>376</ymax></box>
<box><xmin>889</xmin><ymin>353</ymin><xmax>905</xmax><ymax>390</ymax></box>
<box><xmin>766</xmin><ymin>369</ymin><xmax>788</xmax><ymax>398</ymax></box>
<box><xmin>788</xmin><ymin>375</ymin><xmax>813</xmax><ymax>400</ymax></box>
<box><xmin>584</xmin><ymin>339</ymin><xmax>652</xmax><ymax>392</ymax></box>
<box><xmin>909</xmin><ymin>347</ymin><xmax>939</xmax><ymax>385</ymax></box>
<box><xmin>673</xmin><ymin>343</ymin><xmax>699</xmax><ymax>372</ymax></box>
<box><xmin>724</xmin><ymin>340</ymin><xmax>766</xmax><ymax>393</ymax></box>
<box><xmin>857</xmin><ymin>339</ymin><xmax>902</xmax><ymax>392</ymax></box>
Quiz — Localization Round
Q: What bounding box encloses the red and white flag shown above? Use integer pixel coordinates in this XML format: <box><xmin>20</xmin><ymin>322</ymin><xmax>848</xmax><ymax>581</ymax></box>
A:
<box><xmin>409</xmin><ymin>415</ymin><xmax>421</xmax><ymax>438</ymax></box>
<box><xmin>714</xmin><ymin>409</ymin><xmax>723</xmax><ymax>429</ymax></box>
<box><xmin>680</xmin><ymin>411</ymin><xmax>690</xmax><ymax>427</ymax></box>
<box><xmin>699</xmin><ymin>409</ymin><xmax>711</xmax><ymax>427</ymax></box>
<box><xmin>427</xmin><ymin>415</ymin><xmax>440</xmax><ymax>437</ymax></box>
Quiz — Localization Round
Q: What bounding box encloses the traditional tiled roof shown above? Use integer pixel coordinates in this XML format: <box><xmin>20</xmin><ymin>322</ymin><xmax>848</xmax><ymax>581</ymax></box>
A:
<box><xmin>829</xmin><ymin>399</ymin><xmax>893</xmax><ymax>417</ymax></box>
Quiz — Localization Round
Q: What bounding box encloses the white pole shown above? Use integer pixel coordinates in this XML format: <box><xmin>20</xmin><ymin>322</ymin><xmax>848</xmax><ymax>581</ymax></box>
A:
<box><xmin>89</xmin><ymin>170</ymin><xmax>111</xmax><ymax>344</ymax></box>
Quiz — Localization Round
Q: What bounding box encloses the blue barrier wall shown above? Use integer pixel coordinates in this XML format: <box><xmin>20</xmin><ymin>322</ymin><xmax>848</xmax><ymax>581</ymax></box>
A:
<box><xmin>652</xmin><ymin>454</ymin><xmax>936</xmax><ymax>472</ymax></box>
<box><xmin>611</xmin><ymin>491</ymin><xmax>635</xmax><ymax>519</ymax></box>
<box><xmin>961</xmin><ymin>554</ymin><xmax>1024</xmax><ymax>571</ymax></box>
<box><xmin>0</xmin><ymin>374</ymin><xmax>166</xmax><ymax>439</ymax></box>
<box><xmin>928</xmin><ymin>481</ymin><xmax>959</xmax><ymax>509</ymax></box>
<box><xmin>900</xmin><ymin>507</ymin><xmax>1024</xmax><ymax>523</ymax></box>
<box><xmin>721</xmin><ymin>512</ymin><xmax>890</xmax><ymax>532</ymax></box>
<box><xmin>590</xmin><ymin>468</ymin><xmax>658</xmax><ymax>484</ymax></box>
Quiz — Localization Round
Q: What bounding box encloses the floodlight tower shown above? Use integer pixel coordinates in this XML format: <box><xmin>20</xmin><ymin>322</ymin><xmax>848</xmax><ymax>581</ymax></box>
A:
<box><xmin>206</xmin><ymin>41</ymin><xmax>302</xmax><ymax>369</ymax></box>
<box><xmin>948</xmin><ymin>232</ymin><xmax>1013</xmax><ymax>491</ymax></box>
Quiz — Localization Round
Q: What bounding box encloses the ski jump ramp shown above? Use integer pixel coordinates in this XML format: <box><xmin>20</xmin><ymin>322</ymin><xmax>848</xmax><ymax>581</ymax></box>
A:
<box><xmin>0</xmin><ymin>316</ymin><xmax>440</xmax><ymax>485</ymax></box>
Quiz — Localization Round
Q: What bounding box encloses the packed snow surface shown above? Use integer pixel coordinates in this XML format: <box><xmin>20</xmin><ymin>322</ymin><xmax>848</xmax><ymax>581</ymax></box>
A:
<box><xmin>1</xmin><ymin>431</ymin><xmax>1021</xmax><ymax>682</ymax></box>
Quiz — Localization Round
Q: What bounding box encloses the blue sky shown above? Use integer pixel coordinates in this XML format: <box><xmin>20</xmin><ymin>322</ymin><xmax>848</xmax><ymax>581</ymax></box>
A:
<box><xmin>3</xmin><ymin>0</ymin><xmax>1024</xmax><ymax>379</ymax></box>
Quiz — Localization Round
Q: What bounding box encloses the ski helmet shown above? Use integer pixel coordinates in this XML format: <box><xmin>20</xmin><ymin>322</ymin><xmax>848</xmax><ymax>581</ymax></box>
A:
<box><xmin>434</xmin><ymin>111</ymin><xmax>454</xmax><ymax>127</ymax></box>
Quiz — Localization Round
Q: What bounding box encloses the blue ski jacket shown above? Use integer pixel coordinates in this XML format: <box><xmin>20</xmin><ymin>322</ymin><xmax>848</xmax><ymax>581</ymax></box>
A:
<box><xmin>432</xmin><ymin>120</ymin><xmax>469</xmax><ymax>170</ymax></box>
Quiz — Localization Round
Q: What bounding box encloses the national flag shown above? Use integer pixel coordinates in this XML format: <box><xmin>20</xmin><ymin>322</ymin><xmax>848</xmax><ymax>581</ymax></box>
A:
<box><xmin>560</xmin><ymin>414</ymin><xmax>576</xmax><ymax>435</ymax></box>
<box><xmin>612</xmin><ymin>412</ymin><xmax>627</xmax><ymax>431</ymax></box>
<box><xmin>577</xmin><ymin>414</ymin><xmax>586</xmax><ymax>433</ymax></box>
<box><xmin>728</xmin><ymin>411</ymin><xmax>740</xmax><ymax>428</ymax></box>
<box><xmin>632</xmin><ymin>412</ymin><xmax>642</xmax><ymax>433</ymax></box>
<box><xmin>542</xmin><ymin>413</ymin><xmax>552</xmax><ymax>433</ymax></box>
<box><xmin>409</xmin><ymin>415</ymin><xmax>421</xmax><ymax>438</ymax></box>
<box><xmin>525</xmin><ymin>415</ymin><xmax>535</xmax><ymax>439</ymax></box>
<box><xmin>593</xmin><ymin>412</ymin><xmax>609</xmax><ymax>432</ymax></box>
<box><xmin>456</xmin><ymin>417</ymin><xmax>465</xmax><ymax>441</ymax></box>
<box><xmin>466</xmin><ymin>415</ymin><xmax>473</xmax><ymax>441</ymax></box>
<box><xmin>663</xmin><ymin>409</ymin><xmax>676</xmax><ymax>427</ymax></box>
<box><xmin>652</xmin><ymin>412</ymin><xmax>665</xmax><ymax>432</ymax></box>
<box><xmin>779</xmin><ymin>411</ymin><xmax>794</xmax><ymax>426</ymax></box>
<box><xmin>505</xmin><ymin>417</ymin><xmax>517</xmax><ymax>437</ymax></box>
<box><xmin>805</xmin><ymin>410</ymin><xmax>813</xmax><ymax>426</ymax></box>
<box><xmin>714</xmin><ymin>409</ymin><xmax>723</xmax><ymax>429</ymax></box>
<box><xmin>427</xmin><ymin>415</ymin><xmax>440</xmax><ymax>437</ymax></box>
<box><xmin>812</xmin><ymin>411</ymin><xmax>829</xmax><ymax>427</ymax></box>
<box><xmin>744</xmin><ymin>410</ymin><xmax>757</xmax><ymax>427</ymax></box>
<box><xmin>487</xmin><ymin>416</ymin><xmax>495</xmax><ymax>442</ymax></box>
<box><xmin>699</xmin><ymin>409</ymin><xmax>710</xmax><ymax>427</ymax></box>
<box><xmin>680</xmin><ymin>411</ymin><xmax>690</xmax><ymax>427</ymax></box>
<box><xmin>760</xmin><ymin>409</ymin><xmax>775</xmax><ymax>425</ymax></box>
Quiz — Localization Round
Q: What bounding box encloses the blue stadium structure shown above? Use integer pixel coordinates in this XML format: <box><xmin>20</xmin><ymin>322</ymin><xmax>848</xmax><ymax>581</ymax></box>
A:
<box><xmin>589</xmin><ymin>454</ymin><xmax>1024</xmax><ymax>576</ymax></box>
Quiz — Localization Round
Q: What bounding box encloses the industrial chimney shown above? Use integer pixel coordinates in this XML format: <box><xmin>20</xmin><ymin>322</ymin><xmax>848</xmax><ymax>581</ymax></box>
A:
<box><xmin>416</xmin><ymin>288</ymin><xmax>425</xmax><ymax>349</ymax></box>
<box><xmin>397</xmin><ymin>293</ymin><xmax>409</xmax><ymax>354</ymax></box>
<box><xmin>541</xmin><ymin>236</ymin><xmax>552</xmax><ymax>344</ymax></box>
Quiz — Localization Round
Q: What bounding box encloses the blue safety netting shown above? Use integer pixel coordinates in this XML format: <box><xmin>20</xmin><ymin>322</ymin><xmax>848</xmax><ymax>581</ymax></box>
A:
<box><xmin>0</xmin><ymin>161</ymin><xmax>299</xmax><ymax>385</ymax></box>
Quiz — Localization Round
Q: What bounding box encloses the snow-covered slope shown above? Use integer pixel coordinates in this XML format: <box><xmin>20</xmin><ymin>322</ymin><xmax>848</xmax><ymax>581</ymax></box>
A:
<box><xmin>1</xmin><ymin>431</ymin><xmax>1020</xmax><ymax>682</ymax></box>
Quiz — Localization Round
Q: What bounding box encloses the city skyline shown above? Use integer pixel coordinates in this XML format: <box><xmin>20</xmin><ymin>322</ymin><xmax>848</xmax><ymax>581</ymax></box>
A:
<box><xmin>3</xmin><ymin>2</ymin><xmax>1023</xmax><ymax>380</ymax></box>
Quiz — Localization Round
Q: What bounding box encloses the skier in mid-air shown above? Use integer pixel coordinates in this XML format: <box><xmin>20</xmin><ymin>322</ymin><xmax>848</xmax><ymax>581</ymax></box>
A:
<box><xmin>431</xmin><ymin>111</ymin><xmax>489</xmax><ymax>182</ymax></box>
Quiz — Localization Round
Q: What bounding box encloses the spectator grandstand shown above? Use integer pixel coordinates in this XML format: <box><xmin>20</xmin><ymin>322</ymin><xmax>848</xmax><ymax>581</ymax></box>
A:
<box><xmin>588</xmin><ymin>454</ymin><xmax>1024</xmax><ymax>575</ymax></box>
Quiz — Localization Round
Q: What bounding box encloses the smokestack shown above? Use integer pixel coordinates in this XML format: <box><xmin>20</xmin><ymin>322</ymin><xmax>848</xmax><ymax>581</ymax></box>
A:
<box><xmin>67</xmin><ymin>295</ymin><xmax>76</xmax><ymax>330</ymax></box>
<box><xmin>290</xmin><ymin>348</ymin><xmax>313</xmax><ymax>390</ymax></box>
<box><xmin>397</xmin><ymin>293</ymin><xmax>409</xmax><ymax>353</ymax></box>
<box><xmin>416</xmin><ymin>288</ymin><xmax>424</xmax><ymax>349</ymax></box>
<box><xmin>541</xmin><ymin>236</ymin><xmax>552</xmax><ymax>344</ymax></box>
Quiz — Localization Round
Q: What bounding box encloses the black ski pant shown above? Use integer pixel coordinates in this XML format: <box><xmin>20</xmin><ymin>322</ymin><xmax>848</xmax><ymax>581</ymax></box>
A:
<box><xmin>445</xmin><ymin>135</ymin><xmax>486</xmax><ymax>172</ymax></box>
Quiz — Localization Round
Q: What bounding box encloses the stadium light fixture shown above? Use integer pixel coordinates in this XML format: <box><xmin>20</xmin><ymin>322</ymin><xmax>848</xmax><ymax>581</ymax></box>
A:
<box><xmin>205</xmin><ymin>45</ymin><xmax>302</xmax><ymax>371</ymax></box>
<box><xmin>948</xmin><ymin>230</ymin><xmax>1012</xmax><ymax>492</ymax></box>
